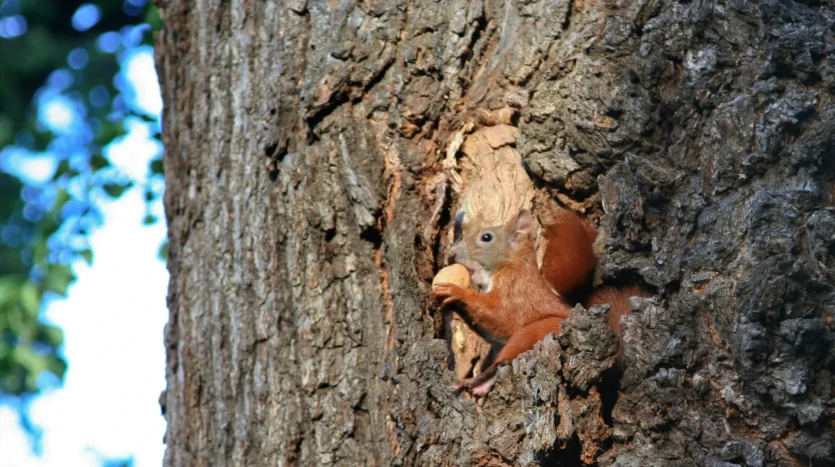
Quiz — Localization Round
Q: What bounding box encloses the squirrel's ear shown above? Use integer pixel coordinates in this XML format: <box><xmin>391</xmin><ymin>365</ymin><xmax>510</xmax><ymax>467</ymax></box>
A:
<box><xmin>510</xmin><ymin>209</ymin><xmax>534</xmax><ymax>245</ymax></box>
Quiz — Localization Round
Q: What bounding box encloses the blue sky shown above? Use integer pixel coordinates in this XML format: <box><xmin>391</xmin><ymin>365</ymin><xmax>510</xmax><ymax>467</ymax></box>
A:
<box><xmin>0</xmin><ymin>48</ymin><xmax>168</xmax><ymax>467</ymax></box>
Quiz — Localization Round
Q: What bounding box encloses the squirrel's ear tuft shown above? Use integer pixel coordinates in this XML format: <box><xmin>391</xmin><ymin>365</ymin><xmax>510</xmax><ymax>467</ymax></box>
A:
<box><xmin>510</xmin><ymin>209</ymin><xmax>533</xmax><ymax>244</ymax></box>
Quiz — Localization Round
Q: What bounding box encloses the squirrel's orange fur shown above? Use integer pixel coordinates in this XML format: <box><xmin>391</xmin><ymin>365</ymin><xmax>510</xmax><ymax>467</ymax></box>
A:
<box><xmin>585</xmin><ymin>285</ymin><xmax>651</xmax><ymax>360</ymax></box>
<box><xmin>434</xmin><ymin>210</ymin><xmax>571</xmax><ymax>400</ymax></box>
<box><xmin>541</xmin><ymin>209</ymin><xmax>599</xmax><ymax>301</ymax></box>
<box><xmin>436</xmin><ymin>207</ymin><xmax>648</xmax><ymax>401</ymax></box>
<box><xmin>434</xmin><ymin>241</ymin><xmax>570</xmax><ymax>339</ymax></box>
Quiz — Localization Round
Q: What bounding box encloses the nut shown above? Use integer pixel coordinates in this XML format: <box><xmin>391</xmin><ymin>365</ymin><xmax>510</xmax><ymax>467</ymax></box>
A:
<box><xmin>432</xmin><ymin>264</ymin><xmax>471</xmax><ymax>289</ymax></box>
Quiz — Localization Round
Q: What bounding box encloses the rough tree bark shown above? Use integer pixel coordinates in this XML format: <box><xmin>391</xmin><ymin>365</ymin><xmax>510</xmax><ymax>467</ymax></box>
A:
<box><xmin>156</xmin><ymin>0</ymin><xmax>835</xmax><ymax>465</ymax></box>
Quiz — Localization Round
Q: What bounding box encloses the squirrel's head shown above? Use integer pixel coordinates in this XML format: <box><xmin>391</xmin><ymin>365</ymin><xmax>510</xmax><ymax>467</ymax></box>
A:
<box><xmin>448</xmin><ymin>209</ymin><xmax>534</xmax><ymax>292</ymax></box>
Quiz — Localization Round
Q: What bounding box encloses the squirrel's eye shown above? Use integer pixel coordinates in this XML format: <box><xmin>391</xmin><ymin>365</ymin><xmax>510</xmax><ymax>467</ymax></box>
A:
<box><xmin>480</xmin><ymin>233</ymin><xmax>493</xmax><ymax>242</ymax></box>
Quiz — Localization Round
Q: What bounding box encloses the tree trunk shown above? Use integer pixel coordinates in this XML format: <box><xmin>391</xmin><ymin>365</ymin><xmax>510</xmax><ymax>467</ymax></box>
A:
<box><xmin>156</xmin><ymin>0</ymin><xmax>835</xmax><ymax>465</ymax></box>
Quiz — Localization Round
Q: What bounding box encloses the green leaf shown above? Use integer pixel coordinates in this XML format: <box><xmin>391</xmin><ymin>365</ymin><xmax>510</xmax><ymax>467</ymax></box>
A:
<box><xmin>19</xmin><ymin>282</ymin><xmax>40</xmax><ymax>320</ymax></box>
<box><xmin>0</xmin><ymin>276</ymin><xmax>24</xmax><ymax>305</ymax></box>
<box><xmin>142</xmin><ymin>214</ymin><xmax>157</xmax><ymax>225</ymax></box>
<box><xmin>150</xmin><ymin>158</ymin><xmax>164</xmax><ymax>175</ymax></box>
<box><xmin>42</xmin><ymin>265</ymin><xmax>75</xmax><ymax>296</ymax></box>
<box><xmin>0</xmin><ymin>116</ymin><xmax>12</xmax><ymax>147</ymax></box>
<box><xmin>37</xmin><ymin>325</ymin><xmax>64</xmax><ymax>349</ymax></box>
<box><xmin>103</xmin><ymin>181</ymin><xmax>132</xmax><ymax>198</ymax></box>
<box><xmin>94</xmin><ymin>120</ymin><xmax>127</xmax><ymax>147</ymax></box>
<box><xmin>54</xmin><ymin>159</ymin><xmax>73</xmax><ymax>179</ymax></box>
<box><xmin>158</xmin><ymin>239</ymin><xmax>169</xmax><ymax>261</ymax></box>
<box><xmin>32</xmin><ymin>241</ymin><xmax>49</xmax><ymax>265</ymax></box>
<box><xmin>90</xmin><ymin>153</ymin><xmax>110</xmax><ymax>171</ymax></box>
<box><xmin>80</xmin><ymin>249</ymin><xmax>93</xmax><ymax>265</ymax></box>
<box><xmin>136</xmin><ymin>113</ymin><xmax>157</xmax><ymax>123</ymax></box>
<box><xmin>14</xmin><ymin>346</ymin><xmax>42</xmax><ymax>374</ymax></box>
<box><xmin>3</xmin><ymin>373</ymin><xmax>23</xmax><ymax>395</ymax></box>
<box><xmin>146</xmin><ymin>4</ymin><xmax>164</xmax><ymax>32</ymax></box>
<box><xmin>44</xmin><ymin>355</ymin><xmax>67</xmax><ymax>379</ymax></box>
<box><xmin>53</xmin><ymin>188</ymin><xmax>71</xmax><ymax>211</ymax></box>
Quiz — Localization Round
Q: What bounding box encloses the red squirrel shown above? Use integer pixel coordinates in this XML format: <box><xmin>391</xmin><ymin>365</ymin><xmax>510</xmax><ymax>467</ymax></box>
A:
<box><xmin>540</xmin><ymin>210</ymin><xmax>649</xmax><ymax>349</ymax></box>
<box><xmin>433</xmin><ymin>209</ymin><xmax>573</xmax><ymax>400</ymax></box>
<box><xmin>585</xmin><ymin>285</ymin><xmax>649</xmax><ymax>360</ymax></box>
<box><xmin>435</xmin><ymin>207</ymin><xmax>646</xmax><ymax>401</ymax></box>
<box><xmin>540</xmin><ymin>209</ymin><xmax>599</xmax><ymax>302</ymax></box>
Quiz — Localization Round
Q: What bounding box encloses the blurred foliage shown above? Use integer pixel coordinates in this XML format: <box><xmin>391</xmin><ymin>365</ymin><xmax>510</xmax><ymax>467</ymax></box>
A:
<box><xmin>0</xmin><ymin>0</ymin><xmax>163</xmax><ymax>398</ymax></box>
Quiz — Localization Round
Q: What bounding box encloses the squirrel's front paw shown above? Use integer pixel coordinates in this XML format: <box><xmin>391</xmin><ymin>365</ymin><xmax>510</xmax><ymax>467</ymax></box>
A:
<box><xmin>431</xmin><ymin>284</ymin><xmax>469</xmax><ymax>308</ymax></box>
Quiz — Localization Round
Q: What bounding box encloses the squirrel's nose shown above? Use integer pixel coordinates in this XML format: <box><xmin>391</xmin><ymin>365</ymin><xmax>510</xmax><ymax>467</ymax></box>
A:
<box><xmin>447</xmin><ymin>252</ymin><xmax>457</xmax><ymax>265</ymax></box>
